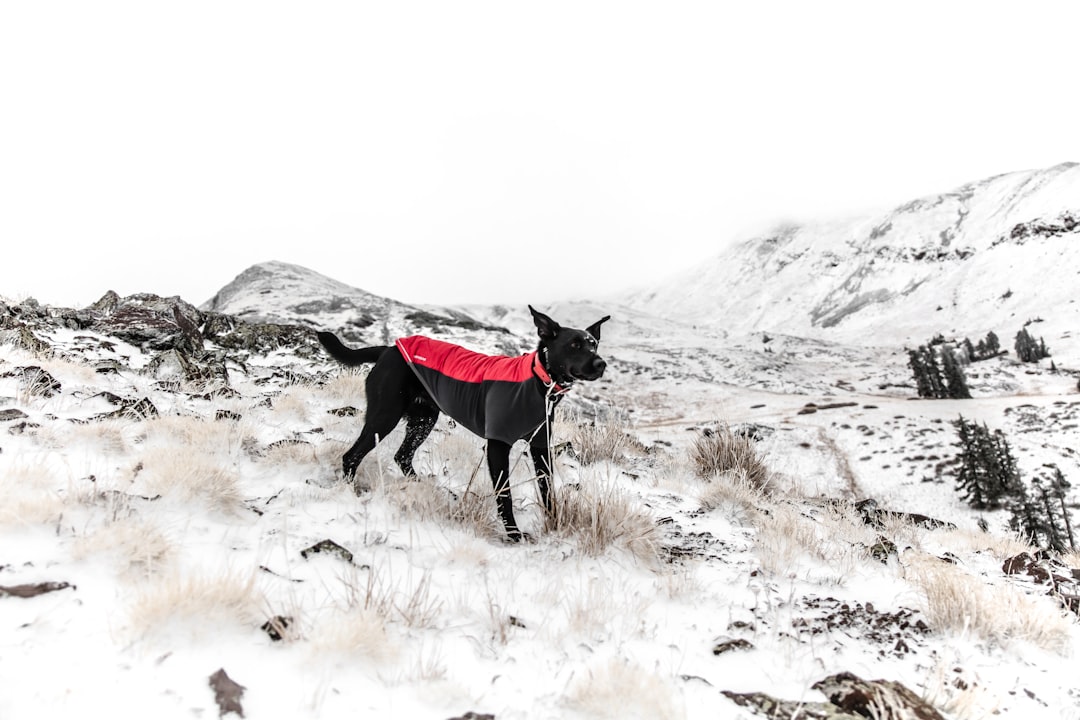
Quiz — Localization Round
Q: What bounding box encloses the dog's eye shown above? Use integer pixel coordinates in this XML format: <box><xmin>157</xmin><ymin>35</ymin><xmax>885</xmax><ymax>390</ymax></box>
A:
<box><xmin>571</xmin><ymin>340</ymin><xmax>581</xmax><ymax>350</ymax></box>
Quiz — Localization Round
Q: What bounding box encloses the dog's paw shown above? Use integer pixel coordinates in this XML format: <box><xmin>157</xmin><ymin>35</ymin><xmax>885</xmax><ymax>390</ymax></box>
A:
<box><xmin>502</xmin><ymin>529</ymin><xmax>535</xmax><ymax>545</ymax></box>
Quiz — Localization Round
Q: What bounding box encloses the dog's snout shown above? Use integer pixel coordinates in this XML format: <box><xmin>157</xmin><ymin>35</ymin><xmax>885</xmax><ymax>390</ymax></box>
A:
<box><xmin>593</xmin><ymin>357</ymin><xmax>607</xmax><ymax>375</ymax></box>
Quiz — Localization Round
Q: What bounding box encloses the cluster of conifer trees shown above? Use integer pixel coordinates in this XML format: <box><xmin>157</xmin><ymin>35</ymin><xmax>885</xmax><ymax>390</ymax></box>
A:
<box><xmin>909</xmin><ymin>327</ymin><xmax>1055</xmax><ymax>399</ymax></box>
<box><xmin>953</xmin><ymin>416</ymin><xmax>1075</xmax><ymax>552</ymax></box>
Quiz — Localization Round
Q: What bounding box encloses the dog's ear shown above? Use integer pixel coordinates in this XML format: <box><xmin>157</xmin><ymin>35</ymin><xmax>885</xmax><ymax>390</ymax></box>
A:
<box><xmin>586</xmin><ymin>315</ymin><xmax>611</xmax><ymax>342</ymax></box>
<box><xmin>529</xmin><ymin>305</ymin><xmax>562</xmax><ymax>342</ymax></box>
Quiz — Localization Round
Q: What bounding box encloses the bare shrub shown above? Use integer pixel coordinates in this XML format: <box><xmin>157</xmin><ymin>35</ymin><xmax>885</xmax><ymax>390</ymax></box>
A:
<box><xmin>563</xmin><ymin>658</ymin><xmax>683</xmax><ymax>720</ymax></box>
<box><xmin>546</xmin><ymin>469</ymin><xmax>658</xmax><ymax>562</ymax></box>
<box><xmin>691</xmin><ymin>425</ymin><xmax>771</xmax><ymax>492</ymax></box>
<box><xmin>310</xmin><ymin>607</ymin><xmax>397</xmax><ymax>662</ymax></box>
<box><xmin>904</xmin><ymin>552</ymin><xmax>1074</xmax><ymax>653</ymax></box>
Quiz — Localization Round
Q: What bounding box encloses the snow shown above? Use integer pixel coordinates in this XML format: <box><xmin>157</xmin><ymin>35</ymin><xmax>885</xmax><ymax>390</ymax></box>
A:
<box><xmin>4</xmin><ymin>164</ymin><xmax>1080</xmax><ymax>718</ymax></box>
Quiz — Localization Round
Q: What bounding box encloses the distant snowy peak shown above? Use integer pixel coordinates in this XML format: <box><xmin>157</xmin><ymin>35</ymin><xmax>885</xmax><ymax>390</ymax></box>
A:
<box><xmin>202</xmin><ymin>260</ymin><xmax>522</xmax><ymax>353</ymax></box>
<box><xmin>629</xmin><ymin>162</ymin><xmax>1080</xmax><ymax>345</ymax></box>
<box><xmin>203</xmin><ymin>260</ymin><xmax>400</xmax><ymax>328</ymax></box>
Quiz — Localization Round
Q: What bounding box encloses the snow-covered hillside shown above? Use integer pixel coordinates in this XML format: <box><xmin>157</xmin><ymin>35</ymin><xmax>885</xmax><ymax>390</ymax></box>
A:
<box><xmin>627</xmin><ymin>162</ymin><xmax>1080</xmax><ymax>351</ymax></box>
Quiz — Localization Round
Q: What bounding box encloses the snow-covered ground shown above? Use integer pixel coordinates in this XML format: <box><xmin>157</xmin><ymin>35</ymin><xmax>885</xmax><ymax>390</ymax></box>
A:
<box><xmin>2</xmin><ymin>288</ymin><xmax>1078</xmax><ymax>719</ymax></box>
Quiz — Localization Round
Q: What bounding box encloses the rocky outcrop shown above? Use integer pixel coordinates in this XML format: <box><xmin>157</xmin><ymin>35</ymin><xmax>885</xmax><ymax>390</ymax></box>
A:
<box><xmin>724</xmin><ymin>672</ymin><xmax>947</xmax><ymax>720</ymax></box>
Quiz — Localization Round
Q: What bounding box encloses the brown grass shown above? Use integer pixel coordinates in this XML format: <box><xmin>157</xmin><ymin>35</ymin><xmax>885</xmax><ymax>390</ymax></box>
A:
<box><xmin>546</xmin><ymin>469</ymin><xmax>658</xmax><ymax>562</ymax></box>
<box><xmin>691</xmin><ymin>425</ymin><xmax>772</xmax><ymax>492</ymax></box>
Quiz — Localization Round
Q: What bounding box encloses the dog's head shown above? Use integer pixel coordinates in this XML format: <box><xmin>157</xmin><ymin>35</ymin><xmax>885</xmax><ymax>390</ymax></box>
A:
<box><xmin>529</xmin><ymin>305</ymin><xmax>610</xmax><ymax>385</ymax></box>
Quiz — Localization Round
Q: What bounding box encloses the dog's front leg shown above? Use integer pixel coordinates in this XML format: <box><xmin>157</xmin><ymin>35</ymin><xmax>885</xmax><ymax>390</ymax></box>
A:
<box><xmin>486</xmin><ymin>439</ymin><xmax>522</xmax><ymax>542</ymax></box>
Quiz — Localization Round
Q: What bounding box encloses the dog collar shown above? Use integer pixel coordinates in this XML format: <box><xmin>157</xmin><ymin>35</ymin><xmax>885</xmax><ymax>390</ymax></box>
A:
<box><xmin>532</xmin><ymin>351</ymin><xmax>570</xmax><ymax>395</ymax></box>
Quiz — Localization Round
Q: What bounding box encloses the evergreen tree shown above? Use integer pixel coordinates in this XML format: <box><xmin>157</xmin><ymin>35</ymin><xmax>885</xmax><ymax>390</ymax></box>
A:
<box><xmin>1014</xmin><ymin>328</ymin><xmax>1051</xmax><ymax>363</ymax></box>
<box><xmin>1008</xmin><ymin>482</ymin><xmax>1048</xmax><ymax>545</ymax></box>
<box><xmin>1047</xmin><ymin>465</ymin><xmax>1075</xmax><ymax>551</ymax></box>
<box><xmin>954</xmin><ymin>417</ymin><xmax>1017</xmax><ymax>509</ymax></box>
<box><xmin>961</xmin><ymin>338</ymin><xmax>975</xmax><ymax>364</ymax></box>
<box><xmin>985</xmin><ymin>331</ymin><xmax>1000</xmax><ymax>355</ymax></box>
<box><xmin>1034</xmin><ymin>479</ymin><xmax>1069</xmax><ymax>553</ymax></box>
<box><xmin>908</xmin><ymin>349</ymin><xmax>933</xmax><ymax>398</ymax></box>
<box><xmin>941</xmin><ymin>347</ymin><xmax>972</xmax><ymax>399</ymax></box>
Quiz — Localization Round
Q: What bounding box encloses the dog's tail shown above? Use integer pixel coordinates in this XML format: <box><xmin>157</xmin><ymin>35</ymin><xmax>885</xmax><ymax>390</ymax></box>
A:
<box><xmin>317</xmin><ymin>331</ymin><xmax>392</xmax><ymax>366</ymax></box>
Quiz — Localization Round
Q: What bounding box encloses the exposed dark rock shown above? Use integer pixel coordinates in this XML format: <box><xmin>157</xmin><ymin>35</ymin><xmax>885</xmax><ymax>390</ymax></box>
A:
<box><xmin>95</xmin><ymin>397</ymin><xmax>159</xmax><ymax>421</ymax></box>
<box><xmin>300</xmin><ymin>539</ymin><xmax>355</xmax><ymax>564</ymax></box>
<box><xmin>712</xmin><ymin>637</ymin><xmax>754</xmax><ymax>655</ymax></box>
<box><xmin>722</xmin><ymin>691</ymin><xmax>861</xmax><ymax>719</ymax></box>
<box><xmin>0</xmin><ymin>325</ymin><xmax>51</xmax><ymax>354</ymax></box>
<box><xmin>868</xmin><ymin>536</ymin><xmax>899</xmax><ymax>563</ymax></box>
<box><xmin>853</xmin><ymin>498</ymin><xmax>955</xmax><ymax>530</ymax></box>
<box><xmin>208</xmin><ymin>668</ymin><xmax>246</xmax><ymax>718</ymax></box>
<box><xmin>261</xmin><ymin>616</ymin><xmax>292</xmax><ymax>642</ymax></box>
<box><xmin>6</xmin><ymin>366</ymin><xmax>62</xmax><ymax>397</ymax></box>
<box><xmin>0</xmin><ymin>408</ymin><xmax>28</xmax><ymax>422</ymax></box>
<box><xmin>446</xmin><ymin>713</ymin><xmax>495</xmax><ymax>720</ymax></box>
<box><xmin>725</xmin><ymin>672</ymin><xmax>947</xmax><ymax>719</ymax></box>
<box><xmin>0</xmin><ymin>581</ymin><xmax>75</xmax><ymax>598</ymax></box>
<box><xmin>812</xmin><ymin>672</ymin><xmax>947</xmax><ymax>720</ymax></box>
<box><xmin>202</xmin><ymin>312</ymin><xmax>318</xmax><ymax>356</ymax></box>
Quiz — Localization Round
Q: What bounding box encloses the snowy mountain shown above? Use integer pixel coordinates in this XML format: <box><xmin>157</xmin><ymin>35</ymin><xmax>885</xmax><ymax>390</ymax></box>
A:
<box><xmin>627</xmin><ymin>162</ymin><xmax>1080</xmax><ymax>350</ymax></box>
<box><xmin>204</xmin><ymin>260</ymin><xmax>525</xmax><ymax>356</ymax></box>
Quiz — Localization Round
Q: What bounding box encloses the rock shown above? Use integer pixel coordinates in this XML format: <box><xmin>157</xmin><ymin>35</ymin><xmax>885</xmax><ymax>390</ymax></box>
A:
<box><xmin>208</xmin><ymin>668</ymin><xmax>245</xmax><ymax>718</ymax></box>
<box><xmin>7</xmin><ymin>366</ymin><xmax>62</xmax><ymax>397</ymax></box>
<box><xmin>0</xmin><ymin>409</ymin><xmax>28</xmax><ymax>422</ymax></box>
<box><xmin>854</xmin><ymin>499</ymin><xmax>955</xmax><ymax>530</ymax></box>
<box><xmin>811</xmin><ymin>672</ymin><xmax>947</xmax><ymax>720</ymax></box>
<box><xmin>300</xmin><ymin>539</ymin><xmax>355</xmax><ymax>564</ymax></box>
<box><xmin>725</xmin><ymin>672</ymin><xmax>948</xmax><ymax>719</ymax></box>
<box><xmin>0</xmin><ymin>581</ymin><xmax>75</xmax><ymax>598</ymax></box>
<box><xmin>712</xmin><ymin>637</ymin><xmax>755</xmax><ymax>655</ymax></box>
<box><xmin>722</xmin><ymin>691</ymin><xmax>861</xmax><ymax>719</ymax></box>
<box><xmin>0</xmin><ymin>325</ymin><xmax>51</xmax><ymax>355</ymax></box>
<box><xmin>261</xmin><ymin>616</ymin><xmax>292</xmax><ymax>641</ymax></box>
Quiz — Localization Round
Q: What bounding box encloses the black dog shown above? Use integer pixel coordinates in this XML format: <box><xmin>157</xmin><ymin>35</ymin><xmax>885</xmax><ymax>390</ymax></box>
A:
<box><xmin>317</xmin><ymin>306</ymin><xmax>610</xmax><ymax>541</ymax></box>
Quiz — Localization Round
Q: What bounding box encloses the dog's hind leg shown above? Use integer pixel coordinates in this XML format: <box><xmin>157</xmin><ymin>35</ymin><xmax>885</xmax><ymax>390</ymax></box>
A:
<box><xmin>341</xmin><ymin>351</ymin><xmax>413</xmax><ymax>482</ymax></box>
<box><xmin>486</xmin><ymin>439</ymin><xmax>522</xmax><ymax>542</ymax></box>
<box><xmin>394</xmin><ymin>400</ymin><xmax>439</xmax><ymax>477</ymax></box>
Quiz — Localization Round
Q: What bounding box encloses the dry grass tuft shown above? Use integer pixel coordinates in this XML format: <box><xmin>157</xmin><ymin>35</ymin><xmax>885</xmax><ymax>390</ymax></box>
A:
<box><xmin>73</xmin><ymin>518</ymin><xmax>173</xmax><ymax>576</ymax></box>
<box><xmin>565</xmin><ymin>410</ymin><xmax>649</xmax><ymax>467</ymax></box>
<box><xmin>904</xmin><ymin>552</ymin><xmax>1074</xmax><ymax>654</ymax></box>
<box><xmin>127</xmin><ymin>568</ymin><xmax>261</xmax><ymax>640</ymax></box>
<box><xmin>563</xmin><ymin>658</ymin><xmax>683</xmax><ymax>720</ymax></box>
<box><xmin>699</xmin><ymin>468</ymin><xmax>768</xmax><ymax>522</ymax></box>
<box><xmin>133</xmin><ymin>447</ymin><xmax>242</xmax><ymax>512</ymax></box>
<box><xmin>754</xmin><ymin>501</ymin><xmax>878</xmax><ymax>581</ymax></box>
<box><xmin>0</xmin><ymin>464</ymin><xmax>64</xmax><ymax>525</ymax></box>
<box><xmin>310</xmin><ymin>607</ymin><xmax>398</xmax><ymax>662</ymax></box>
<box><xmin>546</xmin><ymin>470</ymin><xmax>658</xmax><ymax>562</ymax></box>
<box><xmin>691</xmin><ymin>425</ymin><xmax>772</xmax><ymax>492</ymax></box>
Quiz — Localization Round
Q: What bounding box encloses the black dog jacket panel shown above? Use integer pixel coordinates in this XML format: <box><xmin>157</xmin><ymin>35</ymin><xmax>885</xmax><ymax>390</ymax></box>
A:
<box><xmin>396</xmin><ymin>336</ymin><xmax>555</xmax><ymax>444</ymax></box>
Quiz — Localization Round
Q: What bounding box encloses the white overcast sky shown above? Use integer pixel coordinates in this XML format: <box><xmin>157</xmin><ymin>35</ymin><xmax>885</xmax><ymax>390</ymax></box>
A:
<box><xmin>2</xmin><ymin>2</ymin><xmax>1078</xmax><ymax>309</ymax></box>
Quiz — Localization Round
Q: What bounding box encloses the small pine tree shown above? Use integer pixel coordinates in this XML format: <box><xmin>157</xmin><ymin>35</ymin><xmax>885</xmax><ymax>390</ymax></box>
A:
<box><xmin>954</xmin><ymin>417</ymin><xmax>1017</xmax><ymax>509</ymax></box>
<box><xmin>941</xmin><ymin>347</ymin><xmax>972</xmax><ymax>399</ymax></box>
<box><xmin>1047</xmin><ymin>465</ymin><xmax>1075</xmax><ymax>551</ymax></box>
<box><xmin>1008</xmin><ymin>482</ymin><xmax>1048</xmax><ymax>545</ymax></box>
<box><xmin>985</xmin><ymin>331</ymin><xmax>1000</xmax><ymax>355</ymax></box>
<box><xmin>1015</xmin><ymin>328</ymin><xmax>1051</xmax><ymax>363</ymax></box>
